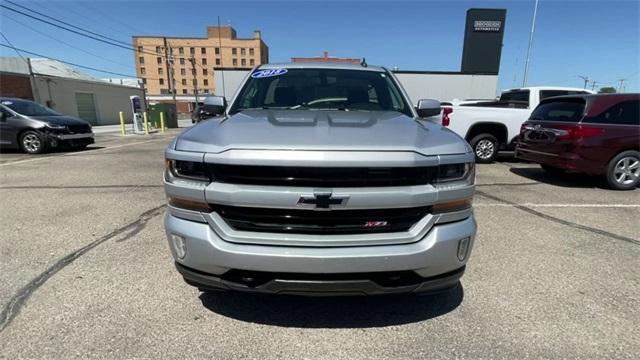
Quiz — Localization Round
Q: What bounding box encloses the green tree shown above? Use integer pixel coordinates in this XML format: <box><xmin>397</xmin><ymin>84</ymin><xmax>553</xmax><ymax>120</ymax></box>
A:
<box><xmin>598</xmin><ymin>87</ymin><xmax>617</xmax><ymax>94</ymax></box>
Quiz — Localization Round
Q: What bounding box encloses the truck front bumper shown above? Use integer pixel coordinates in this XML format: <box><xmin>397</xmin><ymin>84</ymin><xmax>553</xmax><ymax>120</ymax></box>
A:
<box><xmin>165</xmin><ymin>212</ymin><xmax>476</xmax><ymax>296</ymax></box>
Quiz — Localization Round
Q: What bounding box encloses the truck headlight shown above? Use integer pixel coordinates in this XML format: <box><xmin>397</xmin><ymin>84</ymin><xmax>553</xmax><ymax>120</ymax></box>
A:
<box><xmin>436</xmin><ymin>162</ymin><xmax>475</xmax><ymax>187</ymax></box>
<box><xmin>165</xmin><ymin>159</ymin><xmax>209</xmax><ymax>182</ymax></box>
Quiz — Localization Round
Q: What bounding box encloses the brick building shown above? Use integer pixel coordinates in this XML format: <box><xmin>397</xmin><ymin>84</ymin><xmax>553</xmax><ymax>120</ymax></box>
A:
<box><xmin>291</xmin><ymin>51</ymin><xmax>360</xmax><ymax>64</ymax></box>
<box><xmin>132</xmin><ymin>26</ymin><xmax>268</xmax><ymax>96</ymax></box>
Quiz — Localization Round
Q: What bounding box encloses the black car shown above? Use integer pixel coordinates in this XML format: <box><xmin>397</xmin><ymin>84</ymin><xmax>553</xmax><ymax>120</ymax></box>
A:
<box><xmin>0</xmin><ymin>97</ymin><xmax>94</xmax><ymax>154</ymax></box>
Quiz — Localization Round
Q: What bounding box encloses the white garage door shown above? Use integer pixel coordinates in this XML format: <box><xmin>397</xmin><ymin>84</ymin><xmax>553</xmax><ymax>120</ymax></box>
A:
<box><xmin>75</xmin><ymin>92</ymin><xmax>98</xmax><ymax>124</ymax></box>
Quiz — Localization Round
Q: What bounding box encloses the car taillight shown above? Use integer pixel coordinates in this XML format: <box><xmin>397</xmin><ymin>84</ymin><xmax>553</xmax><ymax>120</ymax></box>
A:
<box><xmin>554</xmin><ymin>124</ymin><xmax>604</xmax><ymax>139</ymax></box>
<box><xmin>442</xmin><ymin>106</ymin><xmax>453</xmax><ymax>127</ymax></box>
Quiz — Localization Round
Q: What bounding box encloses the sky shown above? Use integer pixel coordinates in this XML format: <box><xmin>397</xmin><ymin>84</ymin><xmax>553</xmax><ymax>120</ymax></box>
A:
<box><xmin>0</xmin><ymin>0</ymin><xmax>638</xmax><ymax>93</ymax></box>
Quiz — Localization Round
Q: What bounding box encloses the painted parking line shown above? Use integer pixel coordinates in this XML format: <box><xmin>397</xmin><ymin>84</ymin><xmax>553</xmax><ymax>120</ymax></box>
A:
<box><xmin>475</xmin><ymin>203</ymin><xmax>640</xmax><ymax>208</ymax></box>
<box><xmin>0</xmin><ymin>138</ymin><xmax>166</xmax><ymax>167</ymax></box>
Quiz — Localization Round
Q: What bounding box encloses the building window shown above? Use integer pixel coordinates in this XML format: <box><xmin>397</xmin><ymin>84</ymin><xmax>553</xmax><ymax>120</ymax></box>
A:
<box><xmin>241</xmin><ymin>48</ymin><xmax>246</xmax><ymax>56</ymax></box>
<box><xmin>156</xmin><ymin>46</ymin><xmax>161</xmax><ymax>54</ymax></box>
<box><xmin>201</xmin><ymin>47</ymin><xmax>206</xmax><ymax>54</ymax></box>
<box><xmin>203</xmin><ymin>79</ymin><xmax>208</xmax><ymax>86</ymax></box>
<box><xmin>182</xmin><ymin>89</ymin><xmax>187</xmax><ymax>94</ymax></box>
<box><xmin>250</xmin><ymin>48</ymin><xmax>254</xmax><ymax>56</ymax></box>
<box><xmin>157</xmin><ymin>57</ymin><xmax>162</xmax><ymax>64</ymax></box>
<box><xmin>181</xmin><ymin>79</ymin><xmax>187</xmax><ymax>85</ymax></box>
<box><xmin>191</xmin><ymin>68</ymin><xmax>196</xmax><ymax>75</ymax></box>
<box><xmin>202</xmin><ymin>58</ymin><xmax>207</xmax><ymax>65</ymax></box>
<box><xmin>179</xmin><ymin>47</ymin><xmax>184</xmax><ymax>55</ymax></box>
<box><xmin>137</xmin><ymin>46</ymin><xmax>143</xmax><ymax>52</ymax></box>
<box><xmin>179</xmin><ymin>58</ymin><xmax>185</xmax><ymax>65</ymax></box>
<box><xmin>232</xmin><ymin>58</ymin><xmax>238</xmax><ymax>66</ymax></box>
<box><xmin>250</xmin><ymin>59</ymin><xmax>255</xmax><ymax>66</ymax></box>
<box><xmin>232</xmin><ymin>48</ymin><xmax>237</xmax><ymax>55</ymax></box>
<box><xmin>192</xmin><ymin>79</ymin><xmax>197</xmax><ymax>85</ymax></box>
<box><xmin>203</xmin><ymin>89</ymin><xmax>209</xmax><ymax>93</ymax></box>
<box><xmin>140</xmin><ymin>67</ymin><xmax>146</xmax><ymax>75</ymax></box>
<box><xmin>139</xmin><ymin>56</ymin><xmax>144</xmax><ymax>64</ymax></box>
<box><xmin>241</xmin><ymin>59</ymin><xmax>246</xmax><ymax>66</ymax></box>
<box><xmin>142</xmin><ymin>78</ymin><xmax>147</xmax><ymax>84</ymax></box>
<box><xmin>159</xmin><ymin>78</ymin><xmax>164</xmax><ymax>85</ymax></box>
<box><xmin>180</xmin><ymin>68</ymin><xmax>186</xmax><ymax>76</ymax></box>
<box><xmin>190</xmin><ymin>47</ymin><xmax>195</xmax><ymax>54</ymax></box>
<box><xmin>215</xmin><ymin>58</ymin><xmax>221</xmax><ymax>66</ymax></box>
<box><xmin>203</xmin><ymin>69</ymin><xmax>208</xmax><ymax>76</ymax></box>
<box><xmin>215</xmin><ymin>47</ymin><xmax>220</xmax><ymax>55</ymax></box>
<box><xmin>158</xmin><ymin>67</ymin><xmax>163</xmax><ymax>75</ymax></box>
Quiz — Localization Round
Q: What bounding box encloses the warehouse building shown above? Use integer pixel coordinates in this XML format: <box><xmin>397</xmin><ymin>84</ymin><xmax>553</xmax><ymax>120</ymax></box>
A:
<box><xmin>0</xmin><ymin>57</ymin><xmax>144</xmax><ymax>125</ymax></box>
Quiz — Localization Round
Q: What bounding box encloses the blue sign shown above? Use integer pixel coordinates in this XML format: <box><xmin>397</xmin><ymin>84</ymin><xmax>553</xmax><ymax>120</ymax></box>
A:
<box><xmin>251</xmin><ymin>68</ymin><xmax>288</xmax><ymax>78</ymax></box>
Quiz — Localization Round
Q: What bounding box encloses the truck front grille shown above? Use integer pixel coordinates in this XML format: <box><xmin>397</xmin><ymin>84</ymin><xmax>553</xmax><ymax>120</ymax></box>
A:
<box><xmin>206</xmin><ymin>164</ymin><xmax>436</xmax><ymax>187</ymax></box>
<box><xmin>212</xmin><ymin>204</ymin><xmax>430</xmax><ymax>235</ymax></box>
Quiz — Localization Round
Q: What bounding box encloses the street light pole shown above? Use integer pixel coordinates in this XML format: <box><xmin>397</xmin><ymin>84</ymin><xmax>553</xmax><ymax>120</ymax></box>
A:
<box><xmin>522</xmin><ymin>0</ymin><xmax>539</xmax><ymax>87</ymax></box>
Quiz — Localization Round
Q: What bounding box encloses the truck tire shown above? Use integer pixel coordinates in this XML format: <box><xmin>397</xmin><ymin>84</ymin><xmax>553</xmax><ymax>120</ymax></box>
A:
<box><xmin>605</xmin><ymin>150</ymin><xmax>640</xmax><ymax>190</ymax></box>
<box><xmin>470</xmin><ymin>134</ymin><xmax>498</xmax><ymax>163</ymax></box>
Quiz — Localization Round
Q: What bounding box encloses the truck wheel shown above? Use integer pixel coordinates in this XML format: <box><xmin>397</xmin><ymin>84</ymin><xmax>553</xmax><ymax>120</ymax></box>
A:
<box><xmin>20</xmin><ymin>130</ymin><xmax>46</xmax><ymax>154</ymax></box>
<box><xmin>606</xmin><ymin>150</ymin><xmax>640</xmax><ymax>190</ymax></box>
<box><xmin>470</xmin><ymin>134</ymin><xmax>498</xmax><ymax>163</ymax></box>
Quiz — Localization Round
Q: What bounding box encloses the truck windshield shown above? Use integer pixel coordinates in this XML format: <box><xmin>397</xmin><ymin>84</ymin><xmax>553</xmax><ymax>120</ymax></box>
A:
<box><xmin>1</xmin><ymin>99</ymin><xmax>61</xmax><ymax>116</ymax></box>
<box><xmin>229</xmin><ymin>68</ymin><xmax>413</xmax><ymax>116</ymax></box>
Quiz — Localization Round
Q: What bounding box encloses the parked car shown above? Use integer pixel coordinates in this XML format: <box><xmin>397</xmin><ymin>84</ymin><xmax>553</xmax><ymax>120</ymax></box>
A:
<box><xmin>440</xmin><ymin>87</ymin><xmax>594</xmax><ymax>163</ymax></box>
<box><xmin>515</xmin><ymin>93</ymin><xmax>640</xmax><ymax>190</ymax></box>
<box><xmin>164</xmin><ymin>63</ymin><xmax>477</xmax><ymax>296</ymax></box>
<box><xmin>0</xmin><ymin>97</ymin><xmax>94</xmax><ymax>154</ymax></box>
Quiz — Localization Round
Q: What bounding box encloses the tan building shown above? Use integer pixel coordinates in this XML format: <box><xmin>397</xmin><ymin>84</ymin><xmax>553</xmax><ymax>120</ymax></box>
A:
<box><xmin>291</xmin><ymin>51</ymin><xmax>360</xmax><ymax>65</ymax></box>
<box><xmin>132</xmin><ymin>26</ymin><xmax>268</xmax><ymax>96</ymax></box>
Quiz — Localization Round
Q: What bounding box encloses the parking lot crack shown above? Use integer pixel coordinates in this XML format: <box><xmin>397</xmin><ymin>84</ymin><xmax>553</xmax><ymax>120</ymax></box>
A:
<box><xmin>0</xmin><ymin>204</ymin><xmax>166</xmax><ymax>333</ymax></box>
<box><xmin>475</xmin><ymin>190</ymin><xmax>640</xmax><ymax>246</ymax></box>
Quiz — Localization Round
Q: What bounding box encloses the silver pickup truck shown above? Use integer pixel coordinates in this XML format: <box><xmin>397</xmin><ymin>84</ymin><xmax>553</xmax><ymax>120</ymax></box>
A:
<box><xmin>163</xmin><ymin>63</ymin><xmax>476</xmax><ymax>296</ymax></box>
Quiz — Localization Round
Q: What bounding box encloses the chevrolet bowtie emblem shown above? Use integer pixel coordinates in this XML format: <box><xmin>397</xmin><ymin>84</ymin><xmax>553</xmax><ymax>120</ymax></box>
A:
<box><xmin>297</xmin><ymin>192</ymin><xmax>349</xmax><ymax>209</ymax></box>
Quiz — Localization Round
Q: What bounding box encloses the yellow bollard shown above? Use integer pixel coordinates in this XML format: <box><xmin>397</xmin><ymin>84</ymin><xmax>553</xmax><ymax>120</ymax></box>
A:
<box><xmin>160</xmin><ymin>112</ymin><xmax>166</xmax><ymax>133</ymax></box>
<box><xmin>143</xmin><ymin>111</ymin><xmax>149</xmax><ymax>135</ymax></box>
<box><xmin>118</xmin><ymin>111</ymin><xmax>125</xmax><ymax>135</ymax></box>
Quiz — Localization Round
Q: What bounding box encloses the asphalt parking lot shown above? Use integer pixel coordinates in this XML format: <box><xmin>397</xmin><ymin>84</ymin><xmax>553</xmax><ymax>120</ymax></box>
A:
<box><xmin>0</xmin><ymin>132</ymin><xmax>638</xmax><ymax>359</ymax></box>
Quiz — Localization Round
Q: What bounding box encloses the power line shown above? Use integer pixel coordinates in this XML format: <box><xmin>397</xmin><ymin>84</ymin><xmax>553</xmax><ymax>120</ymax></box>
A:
<box><xmin>1</xmin><ymin>15</ymin><xmax>132</xmax><ymax>68</ymax></box>
<box><xmin>0</xmin><ymin>3</ymin><xmax>171</xmax><ymax>59</ymax></box>
<box><xmin>0</xmin><ymin>32</ymin><xmax>27</xmax><ymax>63</ymax></box>
<box><xmin>76</xmin><ymin>1</ymin><xmax>147</xmax><ymax>36</ymax></box>
<box><xmin>0</xmin><ymin>43</ymin><xmax>157</xmax><ymax>79</ymax></box>
<box><xmin>4</xmin><ymin>0</ymin><xmax>132</xmax><ymax>48</ymax></box>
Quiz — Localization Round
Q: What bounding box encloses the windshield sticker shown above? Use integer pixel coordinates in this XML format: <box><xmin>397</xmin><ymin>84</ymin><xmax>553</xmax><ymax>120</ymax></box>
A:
<box><xmin>251</xmin><ymin>68</ymin><xmax>288</xmax><ymax>78</ymax></box>
<box><xmin>1</xmin><ymin>101</ymin><xmax>12</xmax><ymax>105</ymax></box>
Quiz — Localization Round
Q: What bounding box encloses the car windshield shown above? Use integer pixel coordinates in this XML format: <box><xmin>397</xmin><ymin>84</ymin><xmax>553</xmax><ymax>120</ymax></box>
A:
<box><xmin>1</xmin><ymin>99</ymin><xmax>61</xmax><ymax>116</ymax></box>
<box><xmin>229</xmin><ymin>68</ymin><xmax>413</xmax><ymax>116</ymax></box>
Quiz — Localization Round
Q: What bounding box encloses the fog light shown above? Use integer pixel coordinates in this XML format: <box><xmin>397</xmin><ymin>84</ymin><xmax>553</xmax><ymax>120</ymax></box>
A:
<box><xmin>457</xmin><ymin>237</ymin><xmax>470</xmax><ymax>261</ymax></box>
<box><xmin>171</xmin><ymin>234</ymin><xmax>187</xmax><ymax>259</ymax></box>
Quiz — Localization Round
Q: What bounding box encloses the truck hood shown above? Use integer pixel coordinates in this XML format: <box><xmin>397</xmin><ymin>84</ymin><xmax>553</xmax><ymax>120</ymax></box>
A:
<box><xmin>175</xmin><ymin>110</ymin><xmax>471</xmax><ymax>155</ymax></box>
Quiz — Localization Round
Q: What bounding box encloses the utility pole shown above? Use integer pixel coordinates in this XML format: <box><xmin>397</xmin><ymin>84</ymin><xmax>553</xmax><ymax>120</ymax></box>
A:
<box><xmin>217</xmin><ymin>15</ymin><xmax>226</xmax><ymax>99</ymax></box>
<box><xmin>163</xmin><ymin>37</ymin><xmax>177</xmax><ymax>109</ymax></box>
<box><xmin>522</xmin><ymin>0</ymin><xmax>539</xmax><ymax>87</ymax></box>
<box><xmin>617</xmin><ymin>79</ymin><xmax>626</xmax><ymax>93</ymax></box>
<box><xmin>578</xmin><ymin>75</ymin><xmax>590</xmax><ymax>89</ymax></box>
<box><xmin>190</xmin><ymin>57</ymin><xmax>199</xmax><ymax>104</ymax></box>
<box><xmin>589</xmin><ymin>80</ymin><xmax>599</xmax><ymax>92</ymax></box>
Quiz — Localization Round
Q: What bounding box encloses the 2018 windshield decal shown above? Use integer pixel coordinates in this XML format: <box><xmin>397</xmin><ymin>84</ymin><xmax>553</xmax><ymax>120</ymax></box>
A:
<box><xmin>251</xmin><ymin>68</ymin><xmax>288</xmax><ymax>78</ymax></box>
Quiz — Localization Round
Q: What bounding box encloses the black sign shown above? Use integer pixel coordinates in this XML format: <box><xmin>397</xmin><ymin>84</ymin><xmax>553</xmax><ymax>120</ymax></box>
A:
<box><xmin>461</xmin><ymin>8</ymin><xmax>507</xmax><ymax>74</ymax></box>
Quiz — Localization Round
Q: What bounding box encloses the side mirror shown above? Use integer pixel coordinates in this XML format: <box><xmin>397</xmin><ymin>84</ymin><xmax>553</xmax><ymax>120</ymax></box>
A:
<box><xmin>415</xmin><ymin>99</ymin><xmax>442</xmax><ymax>118</ymax></box>
<box><xmin>201</xmin><ymin>96</ymin><xmax>226</xmax><ymax>117</ymax></box>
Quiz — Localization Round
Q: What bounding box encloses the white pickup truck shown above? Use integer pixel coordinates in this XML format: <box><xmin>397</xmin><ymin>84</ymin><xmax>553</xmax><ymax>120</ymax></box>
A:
<box><xmin>441</xmin><ymin>87</ymin><xmax>594</xmax><ymax>162</ymax></box>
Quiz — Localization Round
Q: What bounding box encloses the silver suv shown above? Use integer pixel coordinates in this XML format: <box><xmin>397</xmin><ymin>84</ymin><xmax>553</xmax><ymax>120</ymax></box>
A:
<box><xmin>164</xmin><ymin>63</ymin><xmax>476</xmax><ymax>296</ymax></box>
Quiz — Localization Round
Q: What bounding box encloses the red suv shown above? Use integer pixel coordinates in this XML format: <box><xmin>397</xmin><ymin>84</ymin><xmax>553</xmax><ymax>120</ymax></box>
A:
<box><xmin>515</xmin><ymin>94</ymin><xmax>639</xmax><ymax>190</ymax></box>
